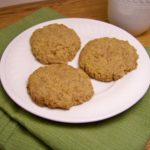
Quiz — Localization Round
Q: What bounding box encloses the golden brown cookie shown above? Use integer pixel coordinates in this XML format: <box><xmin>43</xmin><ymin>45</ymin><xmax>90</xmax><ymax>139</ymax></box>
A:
<box><xmin>79</xmin><ymin>37</ymin><xmax>138</xmax><ymax>81</ymax></box>
<box><xmin>27</xmin><ymin>64</ymin><xmax>94</xmax><ymax>109</ymax></box>
<box><xmin>30</xmin><ymin>24</ymin><xmax>81</xmax><ymax>64</ymax></box>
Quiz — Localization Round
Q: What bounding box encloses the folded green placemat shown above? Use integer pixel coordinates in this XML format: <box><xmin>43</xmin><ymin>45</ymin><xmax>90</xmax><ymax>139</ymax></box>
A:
<box><xmin>0</xmin><ymin>8</ymin><xmax>150</xmax><ymax>150</ymax></box>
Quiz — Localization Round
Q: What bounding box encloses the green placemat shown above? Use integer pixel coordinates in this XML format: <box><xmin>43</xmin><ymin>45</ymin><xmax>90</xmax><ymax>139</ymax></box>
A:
<box><xmin>0</xmin><ymin>8</ymin><xmax>150</xmax><ymax>150</ymax></box>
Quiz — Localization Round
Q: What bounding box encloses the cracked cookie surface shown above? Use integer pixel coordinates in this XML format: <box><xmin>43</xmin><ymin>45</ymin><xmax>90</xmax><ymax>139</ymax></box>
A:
<box><xmin>79</xmin><ymin>37</ymin><xmax>138</xmax><ymax>81</ymax></box>
<box><xmin>30</xmin><ymin>24</ymin><xmax>81</xmax><ymax>64</ymax></box>
<box><xmin>27</xmin><ymin>64</ymin><xmax>94</xmax><ymax>109</ymax></box>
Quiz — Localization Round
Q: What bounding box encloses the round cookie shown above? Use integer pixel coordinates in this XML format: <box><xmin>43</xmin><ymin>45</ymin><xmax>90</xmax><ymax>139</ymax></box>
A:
<box><xmin>30</xmin><ymin>24</ymin><xmax>81</xmax><ymax>64</ymax></box>
<box><xmin>79</xmin><ymin>37</ymin><xmax>138</xmax><ymax>81</ymax></box>
<box><xmin>27</xmin><ymin>64</ymin><xmax>94</xmax><ymax>109</ymax></box>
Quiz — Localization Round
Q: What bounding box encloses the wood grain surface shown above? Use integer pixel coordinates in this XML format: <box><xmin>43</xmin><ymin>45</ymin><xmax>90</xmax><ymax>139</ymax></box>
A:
<box><xmin>0</xmin><ymin>0</ymin><xmax>149</xmax><ymax>46</ymax></box>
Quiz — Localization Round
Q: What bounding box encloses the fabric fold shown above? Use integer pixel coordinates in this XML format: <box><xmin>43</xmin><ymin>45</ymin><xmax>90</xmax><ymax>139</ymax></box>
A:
<box><xmin>0</xmin><ymin>110</ymin><xmax>50</xmax><ymax>150</ymax></box>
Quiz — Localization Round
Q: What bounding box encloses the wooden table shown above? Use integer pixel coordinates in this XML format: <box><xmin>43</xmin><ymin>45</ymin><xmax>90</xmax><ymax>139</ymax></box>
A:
<box><xmin>0</xmin><ymin>0</ymin><xmax>149</xmax><ymax>46</ymax></box>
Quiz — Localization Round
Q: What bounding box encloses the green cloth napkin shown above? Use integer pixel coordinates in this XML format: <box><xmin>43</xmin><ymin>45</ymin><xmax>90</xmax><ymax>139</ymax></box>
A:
<box><xmin>0</xmin><ymin>8</ymin><xmax>150</xmax><ymax>150</ymax></box>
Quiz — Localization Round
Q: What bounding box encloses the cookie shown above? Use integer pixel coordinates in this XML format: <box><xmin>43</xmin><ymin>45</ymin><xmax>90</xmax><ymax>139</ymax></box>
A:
<box><xmin>79</xmin><ymin>37</ymin><xmax>138</xmax><ymax>81</ymax></box>
<box><xmin>30</xmin><ymin>24</ymin><xmax>81</xmax><ymax>64</ymax></box>
<box><xmin>27</xmin><ymin>64</ymin><xmax>94</xmax><ymax>109</ymax></box>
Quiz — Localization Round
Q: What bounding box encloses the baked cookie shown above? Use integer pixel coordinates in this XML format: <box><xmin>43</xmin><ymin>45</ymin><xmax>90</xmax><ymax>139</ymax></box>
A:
<box><xmin>79</xmin><ymin>37</ymin><xmax>138</xmax><ymax>81</ymax></box>
<box><xmin>27</xmin><ymin>64</ymin><xmax>94</xmax><ymax>109</ymax></box>
<box><xmin>30</xmin><ymin>24</ymin><xmax>81</xmax><ymax>64</ymax></box>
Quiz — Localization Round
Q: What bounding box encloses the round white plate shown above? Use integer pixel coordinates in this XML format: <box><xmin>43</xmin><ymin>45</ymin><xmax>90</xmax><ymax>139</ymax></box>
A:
<box><xmin>0</xmin><ymin>18</ymin><xmax>150</xmax><ymax>123</ymax></box>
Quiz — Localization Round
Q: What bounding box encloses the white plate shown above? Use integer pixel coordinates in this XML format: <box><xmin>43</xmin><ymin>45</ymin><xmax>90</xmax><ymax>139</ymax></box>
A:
<box><xmin>0</xmin><ymin>18</ymin><xmax>150</xmax><ymax>123</ymax></box>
